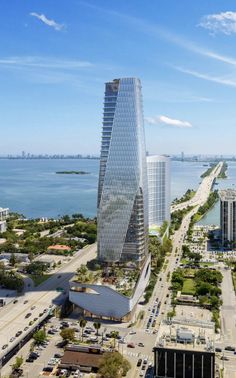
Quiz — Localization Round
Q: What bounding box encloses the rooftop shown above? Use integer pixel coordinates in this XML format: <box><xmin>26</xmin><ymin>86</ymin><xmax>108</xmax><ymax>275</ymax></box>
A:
<box><xmin>60</xmin><ymin>349</ymin><xmax>104</xmax><ymax>370</ymax></box>
<box><xmin>157</xmin><ymin>315</ymin><xmax>215</xmax><ymax>353</ymax></box>
<box><xmin>47</xmin><ymin>244</ymin><xmax>71</xmax><ymax>251</ymax></box>
<box><xmin>219</xmin><ymin>189</ymin><xmax>236</xmax><ymax>202</ymax></box>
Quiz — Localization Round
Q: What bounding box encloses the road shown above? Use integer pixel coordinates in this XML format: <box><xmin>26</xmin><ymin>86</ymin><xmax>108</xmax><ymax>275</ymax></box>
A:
<box><xmin>171</xmin><ymin>162</ymin><xmax>223</xmax><ymax>213</ymax></box>
<box><xmin>115</xmin><ymin>163</ymin><xmax>224</xmax><ymax>376</ymax></box>
<box><xmin>214</xmin><ymin>267</ymin><xmax>236</xmax><ymax>378</ymax></box>
<box><xmin>0</xmin><ymin>243</ymin><xmax>97</xmax><ymax>360</ymax></box>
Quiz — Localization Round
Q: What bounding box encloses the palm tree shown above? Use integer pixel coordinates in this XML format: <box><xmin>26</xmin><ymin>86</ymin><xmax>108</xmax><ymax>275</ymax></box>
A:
<box><xmin>79</xmin><ymin>318</ymin><xmax>87</xmax><ymax>342</ymax></box>
<box><xmin>93</xmin><ymin>321</ymin><xmax>101</xmax><ymax>337</ymax></box>
<box><xmin>111</xmin><ymin>330</ymin><xmax>119</xmax><ymax>349</ymax></box>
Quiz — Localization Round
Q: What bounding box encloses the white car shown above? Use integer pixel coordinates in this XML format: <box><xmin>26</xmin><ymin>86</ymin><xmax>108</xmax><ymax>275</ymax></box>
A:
<box><xmin>129</xmin><ymin>330</ymin><xmax>136</xmax><ymax>335</ymax></box>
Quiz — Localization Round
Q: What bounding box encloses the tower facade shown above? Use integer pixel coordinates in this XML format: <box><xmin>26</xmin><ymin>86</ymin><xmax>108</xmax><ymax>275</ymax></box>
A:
<box><xmin>220</xmin><ymin>189</ymin><xmax>236</xmax><ymax>245</ymax></box>
<box><xmin>97</xmin><ymin>78</ymin><xmax>148</xmax><ymax>263</ymax></box>
<box><xmin>147</xmin><ymin>155</ymin><xmax>170</xmax><ymax>227</ymax></box>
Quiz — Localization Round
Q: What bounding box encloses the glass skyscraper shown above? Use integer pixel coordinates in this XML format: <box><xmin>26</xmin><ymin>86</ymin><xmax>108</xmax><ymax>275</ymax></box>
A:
<box><xmin>147</xmin><ymin>155</ymin><xmax>170</xmax><ymax>227</ymax></box>
<box><xmin>97</xmin><ymin>78</ymin><xmax>148</xmax><ymax>263</ymax></box>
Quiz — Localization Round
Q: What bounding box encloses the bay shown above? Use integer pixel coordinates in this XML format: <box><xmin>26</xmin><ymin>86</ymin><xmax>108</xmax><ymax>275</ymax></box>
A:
<box><xmin>0</xmin><ymin>159</ymin><xmax>215</xmax><ymax>220</ymax></box>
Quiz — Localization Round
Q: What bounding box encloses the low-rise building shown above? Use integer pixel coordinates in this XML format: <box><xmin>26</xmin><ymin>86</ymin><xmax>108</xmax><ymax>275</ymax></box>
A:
<box><xmin>0</xmin><ymin>253</ymin><xmax>29</xmax><ymax>263</ymax></box>
<box><xmin>60</xmin><ymin>344</ymin><xmax>106</xmax><ymax>373</ymax></box>
<box><xmin>47</xmin><ymin>244</ymin><xmax>71</xmax><ymax>254</ymax></box>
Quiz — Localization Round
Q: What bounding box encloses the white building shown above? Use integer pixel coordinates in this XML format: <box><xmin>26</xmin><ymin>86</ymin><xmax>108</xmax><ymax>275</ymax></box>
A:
<box><xmin>0</xmin><ymin>221</ymin><xmax>7</xmax><ymax>233</ymax></box>
<box><xmin>0</xmin><ymin>208</ymin><xmax>9</xmax><ymax>234</ymax></box>
<box><xmin>0</xmin><ymin>208</ymin><xmax>9</xmax><ymax>221</ymax></box>
<box><xmin>147</xmin><ymin>155</ymin><xmax>171</xmax><ymax>227</ymax></box>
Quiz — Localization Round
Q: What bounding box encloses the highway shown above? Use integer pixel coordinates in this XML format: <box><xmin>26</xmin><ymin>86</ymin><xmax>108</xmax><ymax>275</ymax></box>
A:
<box><xmin>171</xmin><ymin>162</ymin><xmax>223</xmax><ymax>213</ymax></box>
<box><xmin>0</xmin><ymin>243</ymin><xmax>96</xmax><ymax>360</ymax></box>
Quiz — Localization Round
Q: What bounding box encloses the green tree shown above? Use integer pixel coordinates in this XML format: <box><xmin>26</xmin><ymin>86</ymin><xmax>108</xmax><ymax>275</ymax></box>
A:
<box><xmin>98</xmin><ymin>351</ymin><xmax>131</xmax><ymax>378</ymax></box>
<box><xmin>79</xmin><ymin>318</ymin><xmax>87</xmax><ymax>342</ymax></box>
<box><xmin>9</xmin><ymin>253</ymin><xmax>17</xmax><ymax>266</ymax></box>
<box><xmin>111</xmin><ymin>330</ymin><xmax>119</xmax><ymax>349</ymax></box>
<box><xmin>93</xmin><ymin>321</ymin><xmax>101</xmax><ymax>337</ymax></box>
<box><xmin>60</xmin><ymin>328</ymin><xmax>75</xmax><ymax>342</ymax></box>
<box><xmin>13</xmin><ymin>356</ymin><xmax>24</xmax><ymax>369</ymax></box>
<box><xmin>33</xmin><ymin>329</ymin><xmax>47</xmax><ymax>345</ymax></box>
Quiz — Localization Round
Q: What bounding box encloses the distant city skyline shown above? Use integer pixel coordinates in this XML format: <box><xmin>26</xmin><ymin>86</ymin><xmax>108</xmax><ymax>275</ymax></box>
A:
<box><xmin>0</xmin><ymin>1</ymin><xmax>236</xmax><ymax>154</ymax></box>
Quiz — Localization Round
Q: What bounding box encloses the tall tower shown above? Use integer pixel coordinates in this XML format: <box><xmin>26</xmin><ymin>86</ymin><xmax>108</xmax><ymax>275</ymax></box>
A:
<box><xmin>147</xmin><ymin>155</ymin><xmax>171</xmax><ymax>227</ymax></box>
<box><xmin>220</xmin><ymin>189</ymin><xmax>236</xmax><ymax>246</ymax></box>
<box><xmin>97</xmin><ymin>78</ymin><xmax>148</xmax><ymax>264</ymax></box>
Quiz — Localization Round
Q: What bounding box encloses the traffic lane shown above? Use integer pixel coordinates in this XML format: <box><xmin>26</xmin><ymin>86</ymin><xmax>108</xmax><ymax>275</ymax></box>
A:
<box><xmin>0</xmin><ymin>244</ymin><xmax>96</xmax><ymax>351</ymax></box>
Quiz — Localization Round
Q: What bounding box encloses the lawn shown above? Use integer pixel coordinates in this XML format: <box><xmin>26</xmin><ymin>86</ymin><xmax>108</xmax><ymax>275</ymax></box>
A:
<box><xmin>182</xmin><ymin>278</ymin><xmax>196</xmax><ymax>295</ymax></box>
<box><xmin>29</xmin><ymin>274</ymin><xmax>52</xmax><ymax>286</ymax></box>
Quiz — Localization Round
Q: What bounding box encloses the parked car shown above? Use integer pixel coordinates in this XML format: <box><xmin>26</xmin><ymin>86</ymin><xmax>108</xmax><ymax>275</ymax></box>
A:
<box><xmin>225</xmin><ymin>346</ymin><xmax>235</xmax><ymax>351</ymax></box>
<box><xmin>138</xmin><ymin>342</ymin><xmax>144</xmax><ymax>347</ymax></box>
<box><xmin>137</xmin><ymin>358</ymin><xmax>142</xmax><ymax>367</ymax></box>
<box><xmin>127</xmin><ymin>342</ymin><xmax>135</xmax><ymax>348</ymax></box>
<box><xmin>25</xmin><ymin>313</ymin><xmax>31</xmax><ymax>318</ymax></box>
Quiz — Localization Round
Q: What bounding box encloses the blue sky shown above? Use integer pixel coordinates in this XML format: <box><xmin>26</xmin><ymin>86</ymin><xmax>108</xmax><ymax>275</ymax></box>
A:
<box><xmin>0</xmin><ymin>0</ymin><xmax>236</xmax><ymax>155</ymax></box>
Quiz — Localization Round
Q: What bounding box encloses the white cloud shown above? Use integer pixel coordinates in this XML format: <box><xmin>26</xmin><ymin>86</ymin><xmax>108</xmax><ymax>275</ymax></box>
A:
<box><xmin>0</xmin><ymin>56</ymin><xmax>93</xmax><ymax>70</ymax></box>
<box><xmin>30</xmin><ymin>12</ymin><xmax>64</xmax><ymax>31</ymax></box>
<box><xmin>81</xmin><ymin>3</ymin><xmax>236</xmax><ymax>67</ymax></box>
<box><xmin>145</xmin><ymin>115</ymin><xmax>192</xmax><ymax>128</ymax></box>
<box><xmin>199</xmin><ymin>11</ymin><xmax>236</xmax><ymax>35</ymax></box>
<box><xmin>174</xmin><ymin>66</ymin><xmax>236</xmax><ymax>88</ymax></box>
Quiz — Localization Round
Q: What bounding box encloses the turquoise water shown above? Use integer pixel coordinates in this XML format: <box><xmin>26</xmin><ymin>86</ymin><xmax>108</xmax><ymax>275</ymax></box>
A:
<box><xmin>0</xmin><ymin>159</ymin><xmax>209</xmax><ymax>219</ymax></box>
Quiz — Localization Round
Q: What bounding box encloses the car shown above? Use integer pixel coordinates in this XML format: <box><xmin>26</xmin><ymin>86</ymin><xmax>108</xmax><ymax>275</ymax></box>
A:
<box><xmin>43</xmin><ymin>308</ymin><xmax>47</xmax><ymax>313</ymax></box>
<box><xmin>15</xmin><ymin>331</ymin><xmax>22</xmax><ymax>337</ymax></box>
<box><xmin>220</xmin><ymin>356</ymin><xmax>229</xmax><ymax>361</ymax></box>
<box><xmin>49</xmin><ymin>304</ymin><xmax>53</xmax><ymax>308</ymax></box>
<box><xmin>31</xmin><ymin>306</ymin><xmax>36</xmax><ymax>310</ymax></box>
<box><xmin>137</xmin><ymin>358</ymin><xmax>142</xmax><ymax>367</ymax></box>
<box><xmin>127</xmin><ymin>343</ymin><xmax>135</xmax><ymax>348</ymax></box>
<box><xmin>23</xmin><ymin>300</ymin><xmax>28</xmax><ymax>304</ymax></box>
<box><xmin>2</xmin><ymin>344</ymin><xmax>8</xmax><ymax>349</ymax></box>
<box><xmin>225</xmin><ymin>346</ymin><xmax>235</xmax><ymax>351</ymax></box>
<box><xmin>39</xmin><ymin>312</ymin><xmax>44</xmax><ymax>317</ymax></box>
<box><xmin>129</xmin><ymin>330</ymin><xmax>136</xmax><ymax>335</ymax></box>
<box><xmin>43</xmin><ymin>367</ymin><xmax>53</xmax><ymax>372</ymax></box>
<box><xmin>143</xmin><ymin>358</ymin><xmax>148</xmax><ymax>365</ymax></box>
<box><xmin>26</xmin><ymin>357</ymin><xmax>34</xmax><ymax>363</ymax></box>
<box><xmin>139</xmin><ymin>372</ymin><xmax>144</xmax><ymax>377</ymax></box>
<box><xmin>215</xmin><ymin>347</ymin><xmax>222</xmax><ymax>352</ymax></box>
<box><xmin>138</xmin><ymin>342</ymin><xmax>144</xmax><ymax>347</ymax></box>
<box><xmin>48</xmin><ymin>329</ymin><xmax>56</xmax><ymax>335</ymax></box>
<box><xmin>13</xmin><ymin>299</ymin><xmax>18</xmax><ymax>304</ymax></box>
<box><xmin>10</xmin><ymin>337</ymin><xmax>15</xmax><ymax>342</ymax></box>
<box><xmin>25</xmin><ymin>313</ymin><xmax>32</xmax><ymax>318</ymax></box>
<box><xmin>141</xmin><ymin>364</ymin><xmax>146</xmax><ymax>370</ymax></box>
<box><xmin>24</xmin><ymin>326</ymin><xmax>29</xmax><ymax>331</ymax></box>
<box><xmin>33</xmin><ymin>317</ymin><xmax>38</xmax><ymax>321</ymax></box>
<box><xmin>54</xmin><ymin>353</ymin><xmax>62</xmax><ymax>359</ymax></box>
<box><xmin>57</xmin><ymin>275</ymin><xmax>61</xmax><ymax>279</ymax></box>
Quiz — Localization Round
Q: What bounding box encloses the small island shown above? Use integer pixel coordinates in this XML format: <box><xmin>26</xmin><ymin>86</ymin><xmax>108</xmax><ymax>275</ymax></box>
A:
<box><xmin>56</xmin><ymin>171</ymin><xmax>90</xmax><ymax>175</ymax></box>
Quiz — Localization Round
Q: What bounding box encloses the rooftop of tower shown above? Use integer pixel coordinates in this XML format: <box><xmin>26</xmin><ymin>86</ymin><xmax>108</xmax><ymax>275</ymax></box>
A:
<box><xmin>219</xmin><ymin>189</ymin><xmax>236</xmax><ymax>201</ymax></box>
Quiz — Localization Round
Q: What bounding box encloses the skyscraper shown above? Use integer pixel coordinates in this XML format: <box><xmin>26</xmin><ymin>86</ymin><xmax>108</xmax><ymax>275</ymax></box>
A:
<box><xmin>97</xmin><ymin>78</ymin><xmax>148</xmax><ymax>263</ymax></box>
<box><xmin>220</xmin><ymin>189</ymin><xmax>236</xmax><ymax>245</ymax></box>
<box><xmin>147</xmin><ymin>155</ymin><xmax>170</xmax><ymax>227</ymax></box>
